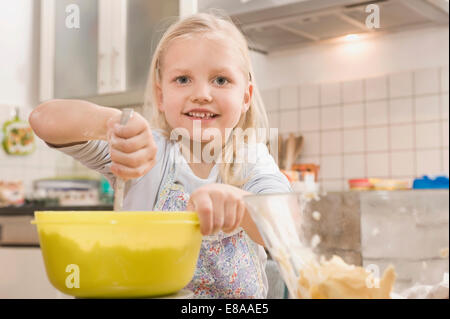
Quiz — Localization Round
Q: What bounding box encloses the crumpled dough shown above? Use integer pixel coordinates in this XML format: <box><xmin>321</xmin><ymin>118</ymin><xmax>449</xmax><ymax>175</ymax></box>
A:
<box><xmin>297</xmin><ymin>255</ymin><xmax>396</xmax><ymax>299</ymax></box>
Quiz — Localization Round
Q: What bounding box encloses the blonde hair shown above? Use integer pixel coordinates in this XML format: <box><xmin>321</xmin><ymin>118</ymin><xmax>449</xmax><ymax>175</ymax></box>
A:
<box><xmin>143</xmin><ymin>12</ymin><xmax>269</xmax><ymax>187</ymax></box>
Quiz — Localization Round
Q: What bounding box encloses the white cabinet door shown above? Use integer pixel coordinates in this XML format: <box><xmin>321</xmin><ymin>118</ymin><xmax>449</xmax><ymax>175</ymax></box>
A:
<box><xmin>40</xmin><ymin>0</ymin><xmax>127</xmax><ymax>100</ymax></box>
<box><xmin>98</xmin><ymin>0</ymin><xmax>127</xmax><ymax>94</ymax></box>
<box><xmin>110</xmin><ymin>0</ymin><xmax>127</xmax><ymax>93</ymax></box>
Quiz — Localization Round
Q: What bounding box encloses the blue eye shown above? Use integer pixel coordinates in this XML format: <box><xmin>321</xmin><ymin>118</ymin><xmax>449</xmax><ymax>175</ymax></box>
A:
<box><xmin>175</xmin><ymin>76</ymin><xmax>190</xmax><ymax>85</ymax></box>
<box><xmin>214</xmin><ymin>76</ymin><xmax>229</xmax><ymax>86</ymax></box>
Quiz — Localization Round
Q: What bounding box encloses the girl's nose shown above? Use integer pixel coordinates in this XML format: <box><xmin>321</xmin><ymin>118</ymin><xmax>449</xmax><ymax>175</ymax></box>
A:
<box><xmin>190</xmin><ymin>83</ymin><xmax>213</xmax><ymax>104</ymax></box>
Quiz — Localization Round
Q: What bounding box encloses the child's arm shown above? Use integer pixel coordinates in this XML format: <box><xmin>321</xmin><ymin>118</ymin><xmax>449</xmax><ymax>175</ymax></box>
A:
<box><xmin>29</xmin><ymin>99</ymin><xmax>121</xmax><ymax>146</ymax></box>
<box><xmin>29</xmin><ymin>99</ymin><xmax>158</xmax><ymax>181</ymax></box>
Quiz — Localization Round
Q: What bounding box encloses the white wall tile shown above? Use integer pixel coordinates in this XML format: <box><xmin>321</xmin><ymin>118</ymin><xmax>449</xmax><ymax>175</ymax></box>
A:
<box><xmin>366</xmin><ymin>127</ymin><xmax>389</xmax><ymax>152</ymax></box>
<box><xmin>415</xmin><ymin>68</ymin><xmax>440</xmax><ymax>95</ymax></box>
<box><xmin>279</xmin><ymin>110</ymin><xmax>299</xmax><ymax>133</ymax></box>
<box><xmin>267</xmin><ymin>111</ymin><xmax>279</xmax><ymax>129</ymax></box>
<box><xmin>321</xmin><ymin>180</ymin><xmax>344</xmax><ymax>192</ymax></box>
<box><xmin>261</xmin><ymin>88</ymin><xmax>279</xmax><ymax>111</ymax></box>
<box><xmin>0</xmin><ymin>105</ymin><xmax>13</xmax><ymax>119</ymax></box>
<box><xmin>321</xmin><ymin>82</ymin><xmax>341</xmax><ymax>106</ymax></box>
<box><xmin>343</xmin><ymin>154</ymin><xmax>365</xmax><ymax>179</ymax></box>
<box><xmin>43</xmin><ymin>149</ymin><xmax>58</xmax><ymax>168</ymax></box>
<box><xmin>415</xmin><ymin>122</ymin><xmax>441</xmax><ymax>149</ymax></box>
<box><xmin>442</xmin><ymin>93</ymin><xmax>449</xmax><ymax>119</ymax></box>
<box><xmin>391</xmin><ymin>151</ymin><xmax>415</xmax><ymax>177</ymax></box>
<box><xmin>443</xmin><ymin>149</ymin><xmax>449</xmax><ymax>175</ymax></box>
<box><xmin>45</xmin><ymin>167</ymin><xmax>58</xmax><ymax>178</ymax></box>
<box><xmin>390</xmin><ymin>98</ymin><xmax>413</xmax><ymax>124</ymax></box>
<box><xmin>366</xmin><ymin>100</ymin><xmax>389</xmax><ymax>126</ymax></box>
<box><xmin>31</xmin><ymin>168</ymin><xmax>45</xmax><ymax>183</ymax></box>
<box><xmin>321</xmin><ymin>106</ymin><xmax>341</xmax><ymax>130</ymax></box>
<box><xmin>390</xmin><ymin>124</ymin><xmax>414</xmax><ymax>150</ymax></box>
<box><xmin>1</xmin><ymin>157</ymin><xmax>17</xmax><ymax>167</ymax></box>
<box><xmin>300</xmin><ymin>83</ymin><xmax>320</xmax><ymax>108</ymax></box>
<box><xmin>389</xmin><ymin>71</ymin><xmax>413</xmax><ymax>98</ymax></box>
<box><xmin>343</xmin><ymin>79</ymin><xmax>364</xmax><ymax>103</ymax></box>
<box><xmin>299</xmin><ymin>108</ymin><xmax>320</xmax><ymax>131</ymax></box>
<box><xmin>416</xmin><ymin>149</ymin><xmax>442</xmax><ymax>176</ymax></box>
<box><xmin>1</xmin><ymin>166</ymin><xmax>13</xmax><ymax>180</ymax></box>
<box><xmin>443</xmin><ymin>120</ymin><xmax>449</xmax><ymax>147</ymax></box>
<box><xmin>280</xmin><ymin>86</ymin><xmax>298</xmax><ymax>110</ymax></box>
<box><xmin>415</xmin><ymin>95</ymin><xmax>440</xmax><ymax>122</ymax></box>
<box><xmin>298</xmin><ymin>155</ymin><xmax>320</xmax><ymax>165</ymax></box>
<box><xmin>441</xmin><ymin>67</ymin><xmax>449</xmax><ymax>93</ymax></box>
<box><xmin>0</xmin><ymin>150</ymin><xmax>6</xmax><ymax>162</ymax></box>
<box><xmin>321</xmin><ymin>130</ymin><xmax>341</xmax><ymax>155</ymax></box>
<box><xmin>365</xmin><ymin>76</ymin><xmax>387</xmax><ymax>101</ymax></box>
<box><xmin>55</xmin><ymin>153</ymin><xmax>73</xmax><ymax>169</ymax></box>
<box><xmin>321</xmin><ymin>155</ymin><xmax>342</xmax><ymax>179</ymax></box>
<box><xmin>367</xmin><ymin>153</ymin><xmax>389</xmax><ymax>177</ymax></box>
<box><xmin>14</xmin><ymin>156</ymin><xmax>31</xmax><ymax>170</ymax></box>
<box><xmin>343</xmin><ymin>129</ymin><xmax>365</xmax><ymax>153</ymax></box>
<box><xmin>301</xmin><ymin>132</ymin><xmax>320</xmax><ymax>156</ymax></box>
<box><xmin>343</xmin><ymin>103</ymin><xmax>364</xmax><ymax>128</ymax></box>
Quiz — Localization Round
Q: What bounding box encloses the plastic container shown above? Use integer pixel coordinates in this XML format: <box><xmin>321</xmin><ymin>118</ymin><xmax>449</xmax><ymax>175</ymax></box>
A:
<box><xmin>32</xmin><ymin>211</ymin><xmax>202</xmax><ymax>298</ymax></box>
<box><xmin>413</xmin><ymin>176</ymin><xmax>449</xmax><ymax>189</ymax></box>
<box><xmin>371</xmin><ymin>178</ymin><xmax>410</xmax><ymax>190</ymax></box>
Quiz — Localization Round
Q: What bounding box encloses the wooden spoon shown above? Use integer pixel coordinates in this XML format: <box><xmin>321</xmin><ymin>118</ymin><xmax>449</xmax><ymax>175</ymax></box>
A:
<box><xmin>277</xmin><ymin>133</ymin><xmax>285</xmax><ymax>167</ymax></box>
<box><xmin>284</xmin><ymin>133</ymin><xmax>296</xmax><ymax>170</ymax></box>
<box><xmin>293</xmin><ymin>135</ymin><xmax>304</xmax><ymax>164</ymax></box>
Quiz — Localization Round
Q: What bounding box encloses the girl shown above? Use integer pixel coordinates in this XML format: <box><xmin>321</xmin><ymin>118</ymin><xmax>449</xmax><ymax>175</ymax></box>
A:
<box><xmin>30</xmin><ymin>12</ymin><xmax>291</xmax><ymax>298</ymax></box>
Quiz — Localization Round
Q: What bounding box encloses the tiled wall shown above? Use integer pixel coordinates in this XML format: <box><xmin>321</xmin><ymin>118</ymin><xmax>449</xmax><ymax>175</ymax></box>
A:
<box><xmin>0</xmin><ymin>105</ymin><xmax>98</xmax><ymax>194</ymax></box>
<box><xmin>262</xmin><ymin>66</ymin><xmax>449</xmax><ymax>191</ymax></box>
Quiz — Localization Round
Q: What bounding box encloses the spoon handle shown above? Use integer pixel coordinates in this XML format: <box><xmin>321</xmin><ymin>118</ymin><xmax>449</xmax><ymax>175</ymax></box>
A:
<box><xmin>113</xmin><ymin>108</ymin><xmax>134</xmax><ymax>211</ymax></box>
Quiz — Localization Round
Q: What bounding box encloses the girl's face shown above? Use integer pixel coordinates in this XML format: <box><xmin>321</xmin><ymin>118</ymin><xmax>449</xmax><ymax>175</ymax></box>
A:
<box><xmin>156</xmin><ymin>35</ymin><xmax>252</xmax><ymax>144</ymax></box>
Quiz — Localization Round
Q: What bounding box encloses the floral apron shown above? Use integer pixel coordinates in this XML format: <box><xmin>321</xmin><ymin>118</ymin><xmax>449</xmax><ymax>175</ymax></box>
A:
<box><xmin>154</xmin><ymin>159</ymin><xmax>265</xmax><ymax>298</ymax></box>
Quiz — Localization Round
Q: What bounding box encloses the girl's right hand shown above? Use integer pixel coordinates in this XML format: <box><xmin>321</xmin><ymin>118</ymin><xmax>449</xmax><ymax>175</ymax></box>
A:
<box><xmin>106</xmin><ymin>112</ymin><xmax>157</xmax><ymax>181</ymax></box>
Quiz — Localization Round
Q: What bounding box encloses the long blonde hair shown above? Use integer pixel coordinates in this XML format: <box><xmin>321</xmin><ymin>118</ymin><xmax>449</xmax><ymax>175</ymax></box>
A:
<box><xmin>143</xmin><ymin>12</ymin><xmax>269</xmax><ymax>187</ymax></box>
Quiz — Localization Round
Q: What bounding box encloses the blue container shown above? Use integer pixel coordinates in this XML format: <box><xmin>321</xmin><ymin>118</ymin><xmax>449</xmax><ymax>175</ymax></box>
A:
<box><xmin>412</xmin><ymin>176</ymin><xmax>449</xmax><ymax>189</ymax></box>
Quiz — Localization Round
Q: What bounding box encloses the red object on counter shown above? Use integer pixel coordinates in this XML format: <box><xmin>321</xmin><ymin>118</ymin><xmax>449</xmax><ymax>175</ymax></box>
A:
<box><xmin>348</xmin><ymin>178</ymin><xmax>372</xmax><ymax>190</ymax></box>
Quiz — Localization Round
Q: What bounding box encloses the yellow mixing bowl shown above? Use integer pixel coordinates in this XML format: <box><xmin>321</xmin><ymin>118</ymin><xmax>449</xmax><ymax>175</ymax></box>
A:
<box><xmin>32</xmin><ymin>211</ymin><xmax>202</xmax><ymax>298</ymax></box>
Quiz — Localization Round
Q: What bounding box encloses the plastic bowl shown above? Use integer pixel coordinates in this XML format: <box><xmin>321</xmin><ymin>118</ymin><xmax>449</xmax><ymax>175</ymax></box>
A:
<box><xmin>32</xmin><ymin>211</ymin><xmax>202</xmax><ymax>298</ymax></box>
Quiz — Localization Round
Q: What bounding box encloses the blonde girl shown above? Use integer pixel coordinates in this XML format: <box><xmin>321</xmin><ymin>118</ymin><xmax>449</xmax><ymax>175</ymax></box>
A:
<box><xmin>30</xmin><ymin>12</ymin><xmax>291</xmax><ymax>298</ymax></box>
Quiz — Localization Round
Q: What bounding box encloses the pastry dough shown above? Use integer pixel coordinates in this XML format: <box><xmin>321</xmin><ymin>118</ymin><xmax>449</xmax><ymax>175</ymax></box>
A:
<box><xmin>296</xmin><ymin>255</ymin><xmax>396</xmax><ymax>299</ymax></box>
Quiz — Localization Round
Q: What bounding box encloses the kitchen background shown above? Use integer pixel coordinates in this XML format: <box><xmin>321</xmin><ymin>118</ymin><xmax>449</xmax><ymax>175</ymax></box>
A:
<box><xmin>0</xmin><ymin>0</ymin><xmax>448</xmax><ymax>299</ymax></box>
<box><xmin>1</xmin><ymin>0</ymin><xmax>448</xmax><ymax>195</ymax></box>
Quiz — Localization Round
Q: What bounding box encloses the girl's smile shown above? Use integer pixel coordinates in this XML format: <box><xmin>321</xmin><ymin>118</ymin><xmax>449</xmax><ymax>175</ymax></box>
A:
<box><xmin>183</xmin><ymin>107</ymin><xmax>220</xmax><ymax>122</ymax></box>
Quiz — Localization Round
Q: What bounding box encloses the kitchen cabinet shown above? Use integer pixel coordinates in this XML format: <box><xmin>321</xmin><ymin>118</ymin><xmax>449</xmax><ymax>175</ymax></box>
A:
<box><xmin>97</xmin><ymin>0</ymin><xmax>127</xmax><ymax>94</ymax></box>
<box><xmin>40</xmin><ymin>0</ymin><xmax>196</xmax><ymax>106</ymax></box>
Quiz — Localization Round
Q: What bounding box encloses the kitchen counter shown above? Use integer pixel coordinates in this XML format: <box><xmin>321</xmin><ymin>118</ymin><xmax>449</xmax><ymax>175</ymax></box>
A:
<box><xmin>0</xmin><ymin>205</ymin><xmax>113</xmax><ymax>247</ymax></box>
<box><xmin>301</xmin><ymin>189</ymin><xmax>449</xmax><ymax>293</ymax></box>
<box><xmin>0</xmin><ymin>204</ymin><xmax>113</xmax><ymax>216</ymax></box>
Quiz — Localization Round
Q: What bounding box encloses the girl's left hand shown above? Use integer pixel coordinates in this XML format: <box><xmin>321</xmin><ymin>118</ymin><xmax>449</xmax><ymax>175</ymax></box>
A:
<box><xmin>186</xmin><ymin>184</ymin><xmax>248</xmax><ymax>236</ymax></box>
